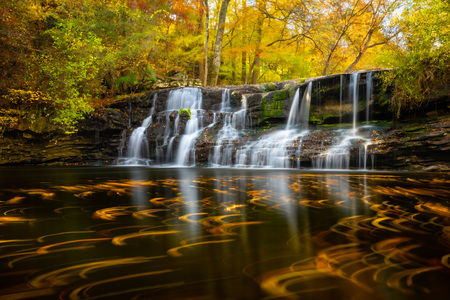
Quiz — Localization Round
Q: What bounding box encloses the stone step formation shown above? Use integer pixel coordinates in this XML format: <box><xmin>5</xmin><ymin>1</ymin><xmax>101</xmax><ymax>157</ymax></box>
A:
<box><xmin>119</xmin><ymin>71</ymin><xmax>376</xmax><ymax>169</ymax></box>
<box><xmin>1</xmin><ymin>70</ymin><xmax>448</xmax><ymax>171</ymax></box>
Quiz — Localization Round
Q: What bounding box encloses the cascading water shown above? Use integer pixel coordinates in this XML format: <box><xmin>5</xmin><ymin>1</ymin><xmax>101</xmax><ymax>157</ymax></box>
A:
<box><xmin>232</xmin><ymin>95</ymin><xmax>248</xmax><ymax>130</ymax></box>
<box><xmin>153</xmin><ymin>87</ymin><xmax>204</xmax><ymax>165</ymax></box>
<box><xmin>220</xmin><ymin>89</ymin><xmax>232</xmax><ymax>112</ymax></box>
<box><xmin>118</xmin><ymin>71</ymin><xmax>376</xmax><ymax>170</ymax></box>
<box><xmin>234</xmin><ymin>82</ymin><xmax>312</xmax><ymax>168</ymax></box>
<box><xmin>210</xmin><ymin>90</ymin><xmax>245</xmax><ymax>166</ymax></box>
<box><xmin>351</xmin><ymin>72</ymin><xmax>360</xmax><ymax>134</ymax></box>
<box><xmin>119</xmin><ymin>94</ymin><xmax>158</xmax><ymax>165</ymax></box>
<box><xmin>173</xmin><ymin>88</ymin><xmax>204</xmax><ymax>166</ymax></box>
<box><xmin>366</xmin><ymin>71</ymin><xmax>373</xmax><ymax>124</ymax></box>
<box><xmin>286</xmin><ymin>88</ymin><xmax>301</xmax><ymax>130</ymax></box>
<box><xmin>339</xmin><ymin>74</ymin><xmax>344</xmax><ymax>124</ymax></box>
<box><xmin>313</xmin><ymin>72</ymin><xmax>373</xmax><ymax>169</ymax></box>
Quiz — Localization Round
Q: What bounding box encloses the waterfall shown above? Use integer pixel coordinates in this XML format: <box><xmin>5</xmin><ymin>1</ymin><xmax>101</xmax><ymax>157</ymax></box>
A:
<box><xmin>116</xmin><ymin>71</ymin><xmax>376</xmax><ymax>170</ymax></box>
<box><xmin>287</xmin><ymin>82</ymin><xmax>311</xmax><ymax>130</ymax></box>
<box><xmin>152</xmin><ymin>87</ymin><xmax>204</xmax><ymax>165</ymax></box>
<box><xmin>220</xmin><ymin>89</ymin><xmax>232</xmax><ymax>112</ymax></box>
<box><xmin>313</xmin><ymin>73</ymin><xmax>372</xmax><ymax>170</ymax></box>
<box><xmin>167</xmin><ymin>87</ymin><xmax>202</xmax><ymax>111</ymax></box>
<box><xmin>211</xmin><ymin>113</ymin><xmax>239</xmax><ymax>166</ymax></box>
<box><xmin>350</xmin><ymin>72</ymin><xmax>360</xmax><ymax>135</ymax></box>
<box><xmin>339</xmin><ymin>74</ymin><xmax>343</xmax><ymax>124</ymax></box>
<box><xmin>234</xmin><ymin>82</ymin><xmax>312</xmax><ymax>168</ymax></box>
<box><xmin>298</xmin><ymin>82</ymin><xmax>312</xmax><ymax>129</ymax></box>
<box><xmin>286</xmin><ymin>88</ymin><xmax>301</xmax><ymax>129</ymax></box>
<box><xmin>120</xmin><ymin>93</ymin><xmax>158</xmax><ymax>165</ymax></box>
<box><xmin>366</xmin><ymin>72</ymin><xmax>373</xmax><ymax>123</ymax></box>
<box><xmin>232</xmin><ymin>95</ymin><xmax>248</xmax><ymax>130</ymax></box>
<box><xmin>210</xmin><ymin>90</ymin><xmax>244</xmax><ymax>166</ymax></box>
<box><xmin>173</xmin><ymin>88</ymin><xmax>203</xmax><ymax>166</ymax></box>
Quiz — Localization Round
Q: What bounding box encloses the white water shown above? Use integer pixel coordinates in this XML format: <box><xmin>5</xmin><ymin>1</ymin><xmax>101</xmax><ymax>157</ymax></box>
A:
<box><xmin>232</xmin><ymin>95</ymin><xmax>248</xmax><ymax>130</ymax></box>
<box><xmin>220</xmin><ymin>89</ymin><xmax>232</xmax><ymax>112</ymax></box>
<box><xmin>174</xmin><ymin>88</ymin><xmax>204</xmax><ymax>166</ymax></box>
<box><xmin>211</xmin><ymin>114</ymin><xmax>239</xmax><ymax>166</ymax></box>
<box><xmin>313</xmin><ymin>134</ymin><xmax>367</xmax><ymax>169</ymax></box>
<box><xmin>286</xmin><ymin>88</ymin><xmax>301</xmax><ymax>130</ymax></box>
<box><xmin>118</xmin><ymin>71</ymin><xmax>375</xmax><ymax>170</ymax></box>
<box><xmin>339</xmin><ymin>74</ymin><xmax>343</xmax><ymax>124</ymax></box>
<box><xmin>234</xmin><ymin>82</ymin><xmax>312</xmax><ymax>168</ymax></box>
<box><xmin>313</xmin><ymin>72</ymin><xmax>373</xmax><ymax>170</ymax></box>
<box><xmin>120</xmin><ymin>94</ymin><xmax>158</xmax><ymax>165</ymax></box>
<box><xmin>351</xmin><ymin>72</ymin><xmax>360</xmax><ymax>135</ymax></box>
<box><xmin>152</xmin><ymin>87</ymin><xmax>204</xmax><ymax>165</ymax></box>
<box><xmin>210</xmin><ymin>90</ymin><xmax>245</xmax><ymax>166</ymax></box>
<box><xmin>235</xmin><ymin>129</ymin><xmax>308</xmax><ymax>168</ymax></box>
<box><xmin>366</xmin><ymin>71</ymin><xmax>373</xmax><ymax>123</ymax></box>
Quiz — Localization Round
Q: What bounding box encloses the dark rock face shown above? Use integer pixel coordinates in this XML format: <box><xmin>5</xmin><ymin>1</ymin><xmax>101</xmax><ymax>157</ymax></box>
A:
<box><xmin>0</xmin><ymin>107</ymin><xmax>128</xmax><ymax>166</ymax></box>
<box><xmin>368</xmin><ymin>120</ymin><xmax>450</xmax><ymax>171</ymax></box>
<box><xmin>1</xmin><ymin>70</ymin><xmax>449</xmax><ymax>171</ymax></box>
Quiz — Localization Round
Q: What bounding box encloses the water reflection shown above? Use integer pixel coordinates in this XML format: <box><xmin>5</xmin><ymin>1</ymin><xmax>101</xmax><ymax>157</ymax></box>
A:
<box><xmin>0</xmin><ymin>167</ymin><xmax>449</xmax><ymax>299</ymax></box>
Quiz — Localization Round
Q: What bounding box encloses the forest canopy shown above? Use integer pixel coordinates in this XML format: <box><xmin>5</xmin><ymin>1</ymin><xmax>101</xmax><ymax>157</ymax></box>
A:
<box><xmin>0</xmin><ymin>0</ymin><xmax>449</xmax><ymax>131</ymax></box>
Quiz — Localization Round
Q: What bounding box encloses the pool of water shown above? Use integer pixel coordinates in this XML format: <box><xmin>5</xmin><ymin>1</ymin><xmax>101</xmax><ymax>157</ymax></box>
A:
<box><xmin>0</xmin><ymin>167</ymin><xmax>449</xmax><ymax>299</ymax></box>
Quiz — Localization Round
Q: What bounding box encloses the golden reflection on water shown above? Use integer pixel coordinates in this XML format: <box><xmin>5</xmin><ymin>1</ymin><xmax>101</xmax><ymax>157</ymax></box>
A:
<box><xmin>0</xmin><ymin>170</ymin><xmax>449</xmax><ymax>299</ymax></box>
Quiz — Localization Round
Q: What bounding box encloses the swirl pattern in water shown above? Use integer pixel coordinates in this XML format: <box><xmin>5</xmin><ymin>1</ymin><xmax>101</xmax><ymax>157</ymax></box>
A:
<box><xmin>0</xmin><ymin>167</ymin><xmax>449</xmax><ymax>300</ymax></box>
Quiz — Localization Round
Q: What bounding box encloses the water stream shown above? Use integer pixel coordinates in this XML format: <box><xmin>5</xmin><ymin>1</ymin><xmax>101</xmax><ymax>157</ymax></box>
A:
<box><xmin>120</xmin><ymin>71</ymin><xmax>375</xmax><ymax>170</ymax></box>
<box><xmin>313</xmin><ymin>72</ymin><xmax>372</xmax><ymax>170</ymax></box>
<box><xmin>210</xmin><ymin>90</ymin><xmax>246</xmax><ymax>166</ymax></box>
<box><xmin>119</xmin><ymin>94</ymin><xmax>158</xmax><ymax>165</ymax></box>
<box><xmin>235</xmin><ymin>82</ymin><xmax>312</xmax><ymax>168</ymax></box>
<box><xmin>1</xmin><ymin>167</ymin><xmax>449</xmax><ymax>300</ymax></box>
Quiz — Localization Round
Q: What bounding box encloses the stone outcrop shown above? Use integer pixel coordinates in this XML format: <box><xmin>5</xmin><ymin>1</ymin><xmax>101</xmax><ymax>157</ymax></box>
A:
<box><xmin>0</xmin><ymin>71</ymin><xmax>449</xmax><ymax>171</ymax></box>
<box><xmin>369</xmin><ymin>119</ymin><xmax>450</xmax><ymax>171</ymax></box>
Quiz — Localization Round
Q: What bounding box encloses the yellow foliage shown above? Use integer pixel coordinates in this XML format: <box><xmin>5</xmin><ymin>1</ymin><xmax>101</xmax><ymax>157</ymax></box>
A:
<box><xmin>0</xmin><ymin>109</ymin><xmax>19</xmax><ymax>133</ymax></box>
<box><xmin>1</xmin><ymin>89</ymin><xmax>49</xmax><ymax>105</ymax></box>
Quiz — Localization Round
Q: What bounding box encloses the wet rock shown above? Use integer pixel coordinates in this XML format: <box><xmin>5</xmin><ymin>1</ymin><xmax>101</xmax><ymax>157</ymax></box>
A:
<box><xmin>1</xmin><ymin>70</ymin><xmax>449</xmax><ymax>170</ymax></box>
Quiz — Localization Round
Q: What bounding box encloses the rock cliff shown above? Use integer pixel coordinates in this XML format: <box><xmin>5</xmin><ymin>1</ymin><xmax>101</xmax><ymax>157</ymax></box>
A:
<box><xmin>1</xmin><ymin>71</ymin><xmax>448</xmax><ymax>171</ymax></box>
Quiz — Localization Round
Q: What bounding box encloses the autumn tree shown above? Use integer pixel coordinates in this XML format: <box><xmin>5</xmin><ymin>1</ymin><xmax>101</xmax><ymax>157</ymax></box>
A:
<box><xmin>382</xmin><ymin>0</ymin><xmax>450</xmax><ymax>116</ymax></box>
<box><xmin>344</xmin><ymin>0</ymin><xmax>403</xmax><ymax>72</ymax></box>
<box><xmin>202</xmin><ymin>0</ymin><xmax>209</xmax><ymax>85</ymax></box>
<box><xmin>2</xmin><ymin>0</ymin><xmax>444</xmax><ymax>132</ymax></box>
<box><xmin>209</xmin><ymin>0</ymin><xmax>231</xmax><ymax>86</ymax></box>
<box><xmin>246</xmin><ymin>1</ymin><xmax>265</xmax><ymax>84</ymax></box>
<box><xmin>256</xmin><ymin>0</ymin><xmax>402</xmax><ymax>76</ymax></box>
<box><xmin>0</xmin><ymin>0</ymin><xmax>44</xmax><ymax>94</ymax></box>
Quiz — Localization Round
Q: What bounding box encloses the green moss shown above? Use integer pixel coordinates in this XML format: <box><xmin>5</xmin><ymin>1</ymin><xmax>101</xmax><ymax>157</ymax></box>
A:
<box><xmin>298</xmin><ymin>78</ymin><xmax>306</xmax><ymax>84</ymax></box>
<box><xmin>263</xmin><ymin>82</ymin><xmax>277</xmax><ymax>92</ymax></box>
<box><xmin>178</xmin><ymin>108</ymin><xmax>191</xmax><ymax>118</ymax></box>
<box><xmin>288</xmin><ymin>86</ymin><xmax>296</xmax><ymax>98</ymax></box>
<box><xmin>309</xmin><ymin>110</ymin><xmax>342</xmax><ymax>125</ymax></box>
<box><xmin>309</xmin><ymin>114</ymin><xmax>321</xmax><ymax>124</ymax></box>
<box><xmin>260</xmin><ymin>94</ymin><xmax>284</xmax><ymax>120</ymax></box>
<box><xmin>273</xmin><ymin>88</ymin><xmax>289</xmax><ymax>101</ymax></box>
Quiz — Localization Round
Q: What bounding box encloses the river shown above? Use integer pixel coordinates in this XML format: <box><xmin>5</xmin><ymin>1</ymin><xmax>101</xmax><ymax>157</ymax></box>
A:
<box><xmin>0</xmin><ymin>167</ymin><xmax>449</xmax><ymax>299</ymax></box>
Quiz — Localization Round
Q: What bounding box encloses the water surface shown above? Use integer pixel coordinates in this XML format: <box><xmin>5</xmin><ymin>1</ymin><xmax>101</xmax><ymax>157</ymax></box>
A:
<box><xmin>0</xmin><ymin>167</ymin><xmax>449</xmax><ymax>299</ymax></box>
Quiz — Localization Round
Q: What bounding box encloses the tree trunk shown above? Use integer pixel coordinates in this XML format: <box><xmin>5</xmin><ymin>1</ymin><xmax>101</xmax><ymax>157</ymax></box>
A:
<box><xmin>245</xmin><ymin>58</ymin><xmax>254</xmax><ymax>84</ymax></box>
<box><xmin>203</xmin><ymin>0</ymin><xmax>209</xmax><ymax>86</ymax></box>
<box><xmin>165</xmin><ymin>40</ymin><xmax>169</xmax><ymax>74</ymax></box>
<box><xmin>241</xmin><ymin>50</ymin><xmax>247</xmax><ymax>84</ymax></box>
<box><xmin>251</xmin><ymin>11</ymin><xmax>264</xmax><ymax>84</ymax></box>
<box><xmin>231</xmin><ymin>40</ymin><xmax>236</xmax><ymax>84</ymax></box>
<box><xmin>251</xmin><ymin>53</ymin><xmax>261</xmax><ymax>84</ymax></box>
<box><xmin>209</xmin><ymin>0</ymin><xmax>230</xmax><ymax>86</ymax></box>
<box><xmin>241</xmin><ymin>0</ymin><xmax>247</xmax><ymax>84</ymax></box>
<box><xmin>198</xmin><ymin>0</ymin><xmax>205</xmax><ymax>84</ymax></box>
<box><xmin>345</xmin><ymin>31</ymin><xmax>373</xmax><ymax>73</ymax></box>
